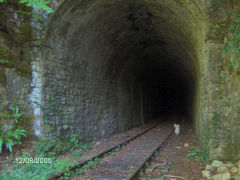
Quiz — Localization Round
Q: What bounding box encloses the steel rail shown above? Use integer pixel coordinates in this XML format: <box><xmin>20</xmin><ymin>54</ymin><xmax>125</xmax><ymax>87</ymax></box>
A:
<box><xmin>127</xmin><ymin>128</ymin><xmax>174</xmax><ymax>180</ymax></box>
<box><xmin>47</xmin><ymin>120</ymin><xmax>163</xmax><ymax>180</ymax></box>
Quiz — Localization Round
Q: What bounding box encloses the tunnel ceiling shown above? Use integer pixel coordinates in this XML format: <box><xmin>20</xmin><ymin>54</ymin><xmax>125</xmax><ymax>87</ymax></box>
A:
<box><xmin>39</xmin><ymin>0</ymin><xmax>208</xmax><ymax>142</ymax></box>
<box><xmin>47</xmin><ymin>0</ymin><xmax>203</xmax><ymax>84</ymax></box>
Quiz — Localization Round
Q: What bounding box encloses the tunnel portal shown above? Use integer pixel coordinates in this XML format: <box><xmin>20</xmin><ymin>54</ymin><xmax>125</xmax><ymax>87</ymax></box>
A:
<box><xmin>42</xmin><ymin>0</ymin><xmax>202</xmax><ymax>141</ymax></box>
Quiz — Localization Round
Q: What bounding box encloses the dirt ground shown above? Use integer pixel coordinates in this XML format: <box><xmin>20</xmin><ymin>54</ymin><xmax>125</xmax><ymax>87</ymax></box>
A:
<box><xmin>0</xmin><ymin>140</ymin><xmax>35</xmax><ymax>171</ymax></box>
<box><xmin>139</xmin><ymin>122</ymin><xmax>205</xmax><ymax>180</ymax></box>
<box><xmin>74</xmin><ymin>122</ymin><xmax>205</xmax><ymax>180</ymax></box>
<box><xmin>0</xmin><ymin>122</ymin><xmax>205</xmax><ymax>180</ymax></box>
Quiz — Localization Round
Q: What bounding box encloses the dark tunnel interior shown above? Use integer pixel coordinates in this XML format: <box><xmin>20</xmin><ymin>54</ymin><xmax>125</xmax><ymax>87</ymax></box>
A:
<box><xmin>44</xmin><ymin>0</ymin><xmax>199</xmax><ymax>140</ymax></box>
<box><xmin>136</xmin><ymin>61</ymin><xmax>195</xmax><ymax>123</ymax></box>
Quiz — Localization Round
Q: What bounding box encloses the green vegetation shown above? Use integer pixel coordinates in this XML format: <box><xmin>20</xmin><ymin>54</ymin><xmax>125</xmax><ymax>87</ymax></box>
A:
<box><xmin>222</xmin><ymin>7</ymin><xmax>240</xmax><ymax>69</ymax></box>
<box><xmin>0</xmin><ymin>0</ymin><xmax>53</xmax><ymax>13</ymax></box>
<box><xmin>186</xmin><ymin>128</ymin><xmax>211</xmax><ymax>163</ymax></box>
<box><xmin>75</xmin><ymin>157</ymin><xmax>102</xmax><ymax>176</ymax></box>
<box><xmin>36</xmin><ymin>89</ymin><xmax>88</xmax><ymax>157</ymax></box>
<box><xmin>73</xmin><ymin>146</ymin><xmax>122</xmax><ymax>177</ymax></box>
<box><xmin>208</xmin><ymin>1</ymin><xmax>240</xmax><ymax>70</ymax></box>
<box><xmin>0</xmin><ymin>154</ymin><xmax>75</xmax><ymax>180</ymax></box>
<box><xmin>186</xmin><ymin>112</ymin><xmax>222</xmax><ymax>163</ymax></box>
<box><xmin>238</xmin><ymin>108</ymin><xmax>240</xmax><ymax>126</ymax></box>
<box><xmin>186</xmin><ymin>145</ymin><xmax>210</xmax><ymax>163</ymax></box>
<box><xmin>0</xmin><ymin>92</ymin><xmax>90</xmax><ymax>179</ymax></box>
<box><xmin>39</xmin><ymin>90</ymin><xmax>68</xmax><ymax>132</ymax></box>
<box><xmin>14</xmin><ymin>9</ymin><xmax>43</xmax><ymax>20</ymax></box>
<box><xmin>0</xmin><ymin>59</ymin><xmax>10</xmax><ymax>65</ymax></box>
<box><xmin>0</xmin><ymin>133</ymin><xmax>89</xmax><ymax>179</ymax></box>
<box><xmin>139</xmin><ymin>170</ymin><xmax>147</xmax><ymax>178</ymax></box>
<box><xmin>0</xmin><ymin>49</ymin><xmax>11</xmax><ymax>66</ymax></box>
<box><xmin>0</xmin><ymin>103</ymin><xmax>27</xmax><ymax>153</ymax></box>
<box><xmin>34</xmin><ymin>133</ymin><xmax>88</xmax><ymax>158</ymax></box>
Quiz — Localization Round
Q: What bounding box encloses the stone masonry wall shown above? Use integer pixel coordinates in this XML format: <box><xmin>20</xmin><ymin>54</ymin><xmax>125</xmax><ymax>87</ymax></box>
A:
<box><xmin>0</xmin><ymin>0</ymin><xmax>240</xmax><ymax>160</ymax></box>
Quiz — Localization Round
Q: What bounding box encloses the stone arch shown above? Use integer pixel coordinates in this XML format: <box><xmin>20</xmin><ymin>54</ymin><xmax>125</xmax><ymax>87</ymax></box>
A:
<box><xmin>37</xmin><ymin>0</ymin><xmax>207</xmax><ymax>143</ymax></box>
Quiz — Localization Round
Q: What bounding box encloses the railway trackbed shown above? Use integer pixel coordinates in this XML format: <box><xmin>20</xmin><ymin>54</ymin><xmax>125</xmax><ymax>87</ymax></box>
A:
<box><xmin>48</xmin><ymin>120</ymin><xmax>174</xmax><ymax>180</ymax></box>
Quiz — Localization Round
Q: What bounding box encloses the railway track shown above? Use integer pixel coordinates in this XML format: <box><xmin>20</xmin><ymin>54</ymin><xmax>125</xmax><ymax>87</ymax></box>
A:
<box><xmin>48</xmin><ymin>119</ymin><xmax>174</xmax><ymax>180</ymax></box>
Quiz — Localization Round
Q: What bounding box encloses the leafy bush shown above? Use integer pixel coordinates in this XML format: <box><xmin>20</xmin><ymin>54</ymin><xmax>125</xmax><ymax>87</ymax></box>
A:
<box><xmin>186</xmin><ymin>147</ymin><xmax>209</xmax><ymax>162</ymax></box>
<box><xmin>0</xmin><ymin>104</ymin><xmax>27</xmax><ymax>153</ymax></box>
<box><xmin>186</xmin><ymin>124</ymin><xmax>212</xmax><ymax>163</ymax></box>
<box><xmin>34</xmin><ymin>134</ymin><xmax>88</xmax><ymax>158</ymax></box>
<box><xmin>0</xmin><ymin>134</ymin><xmax>89</xmax><ymax>179</ymax></box>
<box><xmin>0</xmin><ymin>126</ymin><xmax>27</xmax><ymax>153</ymax></box>
<box><xmin>0</xmin><ymin>155</ymin><xmax>75</xmax><ymax>180</ymax></box>
<box><xmin>34</xmin><ymin>135</ymin><xmax>68</xmax><ymax>157</ymax></box>
<box><xmin>67</xmin><ymin>134</ymin><xmax>88</xmax><ymax>151</ymax></box>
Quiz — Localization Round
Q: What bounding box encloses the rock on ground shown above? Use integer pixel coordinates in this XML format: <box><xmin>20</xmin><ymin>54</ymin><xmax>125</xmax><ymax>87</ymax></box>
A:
<box><xmin>211</xmin><ymin>172</ymin><xmax>231</xmax><ymax>180</ymax></box>
<box><xmin>211</xmin><ymin>160</ymin><xmax>224</xmax><ymax>168</ymax></box>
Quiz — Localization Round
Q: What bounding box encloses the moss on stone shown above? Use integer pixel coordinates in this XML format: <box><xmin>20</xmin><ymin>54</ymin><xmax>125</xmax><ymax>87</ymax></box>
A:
<box><xmin>18</xmin><ymin>114</ymin><xmax>35</xmax><ymax>139</ymax></box>
<box><xmin>0</xmin><ymin>68</ymin><xmax>6</xmax><ymax>87</ymax></box>
<box><xmin>20</xmin><ymin>23</ymin><xmax>33</xmax><ymax>42</ymax></box>
<box><xmin>0</xmin><ymin>47</ymin><xmax>32</xmax><ymax>78</ymax></box>
<box><xmin>0</xmin><ymin>48</ymin><xmax>11</xmax><ymax>61</ymax></box>
<box><xmin>223</xmin><ymin>143</ymin><xmax>235</xmax><ymax>160</ymax></box>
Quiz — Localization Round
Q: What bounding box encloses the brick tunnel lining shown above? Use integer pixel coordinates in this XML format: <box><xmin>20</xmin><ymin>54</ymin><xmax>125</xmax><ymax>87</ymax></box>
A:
<box><xmin>43</xmin><ymin>0</ymin><xmax>201</xmax><ymax>141</ymax></box>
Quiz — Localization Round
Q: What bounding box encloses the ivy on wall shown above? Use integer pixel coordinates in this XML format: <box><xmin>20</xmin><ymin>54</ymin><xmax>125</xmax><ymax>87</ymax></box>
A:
<box><xmin>208</xmin><ymin>0</ymin><xmax>240</xmax><ymax>70</ymax></box>
<box><xmin>0</xmin><ymin>0</ymin><xmax>53</xmax><ymax>13</ymax></box>
<box><xmin>222</xmin><ymin>7</ymin><xmax>240</xmax><ymax>69</ymax></box>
